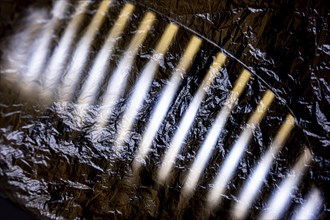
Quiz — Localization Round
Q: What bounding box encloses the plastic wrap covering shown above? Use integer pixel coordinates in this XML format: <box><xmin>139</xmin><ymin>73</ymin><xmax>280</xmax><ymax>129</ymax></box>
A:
<box><xmin>0</xmin><ymin>0</ymin><xmax>329</xmax><ymax>219</ymax></box>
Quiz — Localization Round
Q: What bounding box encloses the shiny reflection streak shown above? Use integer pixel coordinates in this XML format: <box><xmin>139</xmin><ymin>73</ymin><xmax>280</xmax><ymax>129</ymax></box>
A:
<box><xmin>24</xmin><ymin>0</ymin><xmax>69</xmax><ymax>85</ymax></box>
<box><xmin>182</xmin><ymin>69</ymin><xmax>251</xmax><ymax>196</ymax></box>
<box><xmin>94</xmin><ymin>12</ymin><xmax>155</xmax><ymax>130</ymax></box>
<box><xmin>259</xmin><ymin>149</ymin><xmax>312</xmax><ymax>220</ymax></box>
<box><xmin>232</xmin><ymin>114</ymin><xmax>295</xmax><ymax>219</ymax></box>
<box><xmin>207</xmin><ymin>90</ymin><xmax>275</xmax><ymax>209</ymax></box>
<box><xmin>74</xmin><ymin>3</ymin><xmax>135</xmax><ymax>125</ymax></box>
<box><xmin>292</xmin><ymin>188</ymin><xmax>323</xmax><ymax>220</ymax></box>
<box><xmin>132</xmin><ymin>36</ymin><xmax>202</xmax><ymax>173</ymax></box>
<box><xmin>157</xmin><ymin>52</ymin><xmax>227</xmax><ymax>183</ymax></box>
<box><xmin>114</xmin><ymin>23</ymin><xmax>179</xmax><ymax>150</ymax></box>
<box><xmin>59</xmin><ymin>0</ymin><xmax>111</xmax><ymax>102</ymax></box>
<box><xmin>42</xmin><ymin>0</ymin><xmax>91</xmax><ymax>100</ymax></box>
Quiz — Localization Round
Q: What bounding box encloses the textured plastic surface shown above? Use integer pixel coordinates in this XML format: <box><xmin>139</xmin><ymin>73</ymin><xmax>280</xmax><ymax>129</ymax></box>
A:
<box><xmin>0</xmin><ymin>0</ymin><xmax>329</xmax><ymax>219</ymax></box>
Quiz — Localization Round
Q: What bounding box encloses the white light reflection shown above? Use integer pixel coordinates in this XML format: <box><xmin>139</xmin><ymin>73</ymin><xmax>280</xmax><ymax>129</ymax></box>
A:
<box><xmin>2</xmin><ymin>8</ymin><xmax>49</xmax><ymax>87</ymax></box>
<box><xmin>259</xmin><ymin>148</ymin><xmax>312</xmax><ymax>220</ymax></box>
<box><xmin>42</xmin><ymin>0</ymin><xmax>91</xmax><ymax>101</ymax></box>
<box><xmin>132</xmin><ymin>36</ymin><xmax>202</xmax><ymax>173</ymax></box>
<box><xmin>233</xmin><ymin>114</ymin><xmax>295</xmax><ymax>219</ymax></box>
<box><xmin>59</xmin><ymin>0</ymin><xmax>112</xmax><ymax>102</ymax></box>
<box><xmin>157</xmin><ymin>53</ymin><xmax>227</xmax><ymax>184</ymax></box>
<box><xmin>114</xmin><ymin>23</ymin><xmax>178</xmax><ymax>150</ymax></box>
<box><xmin>74</xmin><ymin>3</ymin><xmax>135</xmax><ymax>124</ymax></box>
<box><xmin>292</xmin><ymin>188</ymin><xmax>323</xmax><ymax>220</ymax></box>
<box><xmin>207</xmin><ymin>90</ymin><xmax>275</xmax><ymax>209</ymax></box>
<box><xmin>94</xmin><ymin>12</ymin><xmax>156</xmax><ymax>130</ymax></box>
<box><xmin>24</xmin><ymin>0</ymin><xmax>69</xmax><ymax>85</ymax></box>
<box><xmin>182</xmin><ymin>69</ymin><xmax>251</xmax><ymax>196</ymax></box>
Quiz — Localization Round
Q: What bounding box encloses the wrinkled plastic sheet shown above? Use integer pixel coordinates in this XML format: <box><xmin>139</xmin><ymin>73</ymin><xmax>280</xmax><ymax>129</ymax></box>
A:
<box><xmin>0</xmin><ymin>0</ymin><xmax>329</xmax><ymax>219</ymax></box>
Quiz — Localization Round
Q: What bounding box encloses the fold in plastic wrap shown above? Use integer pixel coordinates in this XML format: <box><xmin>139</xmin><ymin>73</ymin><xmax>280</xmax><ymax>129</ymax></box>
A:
<box><xmin>0</xmin><ymin>0</ymin><xmax>329</xmax><ymax>219</ymax></box>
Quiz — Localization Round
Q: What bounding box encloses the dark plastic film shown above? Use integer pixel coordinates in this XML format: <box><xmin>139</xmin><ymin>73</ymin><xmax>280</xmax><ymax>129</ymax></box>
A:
<box><xmin>0</xmin><ymin>0</ymin><xmax>329</xmax><ymax>219</ymax></box>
